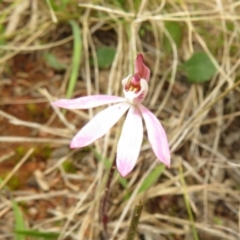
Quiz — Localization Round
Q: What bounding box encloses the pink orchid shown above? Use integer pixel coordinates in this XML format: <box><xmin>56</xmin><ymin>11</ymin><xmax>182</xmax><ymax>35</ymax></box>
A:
<box><xmin>52</xmin><ymin>54</ymin><xmax>170</xmax><ymax>177</ymax></box>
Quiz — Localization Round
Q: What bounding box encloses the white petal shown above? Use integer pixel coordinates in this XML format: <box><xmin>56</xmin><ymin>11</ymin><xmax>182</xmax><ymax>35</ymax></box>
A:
<box><xmin>121</xmin><ymin>74</ymin><xmax>132</xmax><ymax>87</ymax></box>
<box><xmin>116</xmin><ymin>106</ymin><xmax>143</xmax><ymax>177</ymax></box>
<box><xmin>52</xmin><ymin>95</ymin><xmax>125</xmax><ymax>109</ymax></box>
<box><xmin>139</xmin><ymin>104</ymin><xmax>170</xmax><ymax>167</ymax></box>
<box><xmin>70</xmin><ymin>102</ymin><xmax>130</xmax><ymax>148</ymax></box>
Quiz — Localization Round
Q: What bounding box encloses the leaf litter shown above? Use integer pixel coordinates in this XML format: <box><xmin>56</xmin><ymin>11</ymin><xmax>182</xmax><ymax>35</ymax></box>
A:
<box><xmin>0</xmin><ymin>1</ymin><xmax>240</xmax><ymax>240</ymax></box>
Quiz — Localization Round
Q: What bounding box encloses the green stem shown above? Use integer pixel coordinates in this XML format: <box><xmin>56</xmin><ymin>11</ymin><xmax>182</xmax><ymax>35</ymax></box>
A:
<box><xmin>179</xmin><ymin>165</ymin><xmax>199</xmax><ymax>240</ymax></box>
<box><xmin>126</xmin><ymin>201</ymin><xmax>143</xmax><ymax>240</ymax></box>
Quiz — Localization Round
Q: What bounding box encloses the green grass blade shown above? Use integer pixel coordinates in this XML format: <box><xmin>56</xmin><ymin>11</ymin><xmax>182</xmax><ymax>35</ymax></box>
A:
<box><xmin>94</xmin><ymin>150</ymin><xmax>128</xmax><ymax>189</ymax></box>
<box><xmin>179</xmin><ymin>165</ymin><xmax>199</xmax><ymax>240</ymax></box>
<box><xmin>117</xmin><ymin>174</ymin><xmax>128</xmax><ymax>188</ymax></box>
<box><xmin>14</xmin><ymin>230</ymin><xmax>59</xmax><ymax>239</ymax></box>
<box><xmin>67</xmin><ymin>20</ymin><xmax>82</xmax><ymax>98</ymax></box>
<box><xmin>0</xmin><ymin>12</ymin><xmax>7</xmax><ymax>47</ymax></box>
<box><xmin>45</xmin><ymin>0</ymin><xmax>57</xmax><ymax>12</ymax></box>
<box><xmin>138</xmin><ymin>164</ymin><xmax>165</xmax><ymax>194</ymax></box>
<box><xmin>12</xmin><ymin>201</ymin><xmax>26</xmax><ymax>240</ymax></box>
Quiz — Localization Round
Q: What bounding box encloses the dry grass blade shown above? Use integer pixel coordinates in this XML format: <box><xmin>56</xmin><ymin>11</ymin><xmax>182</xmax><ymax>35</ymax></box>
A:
<box><xmin>0</xmin><ymin>148</ymin><xmax>34</xmax><ymax>190</ymax></box>
<box><xmin>1</xmin><ymin>0</ymin><xmax>240</xmax><ymax>239</ymax></box>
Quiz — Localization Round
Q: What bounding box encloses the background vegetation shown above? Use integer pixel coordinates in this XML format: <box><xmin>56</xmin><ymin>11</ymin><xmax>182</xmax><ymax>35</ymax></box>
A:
<box><xmin>1</xmin><ymin>0</ymin><xmax>240</xmax><ymax>239</ymax></box>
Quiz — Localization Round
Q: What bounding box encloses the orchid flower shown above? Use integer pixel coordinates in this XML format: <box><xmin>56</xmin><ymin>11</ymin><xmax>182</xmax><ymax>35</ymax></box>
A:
<box><xmin>52</xmin><ymin>54</ymin><xmax>170</xmax><ymax>177</ymax></box>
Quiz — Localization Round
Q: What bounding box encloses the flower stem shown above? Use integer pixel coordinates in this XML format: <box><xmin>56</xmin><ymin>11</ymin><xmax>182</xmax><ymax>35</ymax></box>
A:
<box><xmin>100</xmin><ymin>158</ymin><xmax>116</xmax><ymax>237</ymax></box>
<box><xmin>126</xmin><ymin>201</ymin><xmax>143</xmax><ymax>240</ymax></box>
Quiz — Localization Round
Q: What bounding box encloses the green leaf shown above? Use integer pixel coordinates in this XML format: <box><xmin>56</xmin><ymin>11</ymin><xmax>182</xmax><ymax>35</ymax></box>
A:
<box><xmin>115</xmin><ymin>0</ymin><xmax>126</xmax><ymax>8</ymax></box>
<box><xmin>12</xmin><ymin>201</ymin><xmax>26</xmax><ymax>240</ymax></box>
<box><xmin>15</xmin><ymin>230</ymin><xmax>59</xmax><ymax>239</ymax></box>
<box><xmin>47</xmin><ymin>0</ymin><xmax>69</xmax><ymax>11</ymax></box>
<box><xmin>60</xmin><ymin>0</ymin><xmax>69</xmax><ymax>10</ymax></box>
<box><xmin>67</xmin><ymin>20</ymin><xmax>82</xmax><ymax>98</ymax></box>
<box><xmin>93</xmin><ymin>150</ymin><xmax>112</xmax><ymax>169</ymax></box>
<box><xmin>213</xmin><ymin>216</ymin><xmax>223</xmax><ymax>225</ymax></box>
<box><xmin>164</xmin><ymin>22</ymin><xmax>182</xmax><ymax>53</ymax></box>
<box><xmin>62</xmin><ymin>160</ymin><xmax>77</xmax><ymax>173</ymax></box>
<box><xmin>44</xmin><ymin>52</ymin><xmax>66</xmax><ymax>71</ymax></box>
<box><xmin>117</xmin><ymin>173</ymin><xmax>130</xmax><ymax>200</ymax></box>
<box><xmin>182</xmin><ymin>52</ymin><xmax>217</xmax><ymax>83</ymax></box>
<box><xmin>134</xmin><ymin>0</ymin><xmax>141</xmax><ymax>11</ymax></box>
<box><xmin>117</xmin><ymin>174</ymin><xmax>128</xmax><ymax>189</ymax></box>
<box><xmin>96</xmin><ymin>47</ymin><xmax>116</xmax><ymax>69</ymax></box>
<box><xmin>138</xmin><ymin>165</ymin><xmax>165</xmax><ymax>194</ymax></box>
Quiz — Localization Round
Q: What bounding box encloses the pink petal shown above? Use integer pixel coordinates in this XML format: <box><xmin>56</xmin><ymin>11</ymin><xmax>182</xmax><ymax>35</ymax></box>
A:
<box><xmin>134</xmin><ymin>54</ymin><xmax>150</xmax><ymax>81</ymax></box>
<box><xmin>52</xmin><ymin>95</ymin><xmax>125</xmax><ymax>109</ymax></box>
<box><xmin>70</xmin><ymin>102</ymin><xmax>130</xmax><ymax>148</ymax></box>
<box><xmin>116</xmin><ymin>106</ymin><xmax>143</xmax><ymax>177</ymax></box>
<box><xmin>138</xmin><ymin>104</ymin><xmax>170</xmax><ymax>167</ymax></box>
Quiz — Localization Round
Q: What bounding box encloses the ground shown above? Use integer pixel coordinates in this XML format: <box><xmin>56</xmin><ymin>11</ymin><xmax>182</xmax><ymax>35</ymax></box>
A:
<box><xmin>0</xmin><ymin>1</ymin><xmax>240</xmax><ymax>240</ymax></box>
